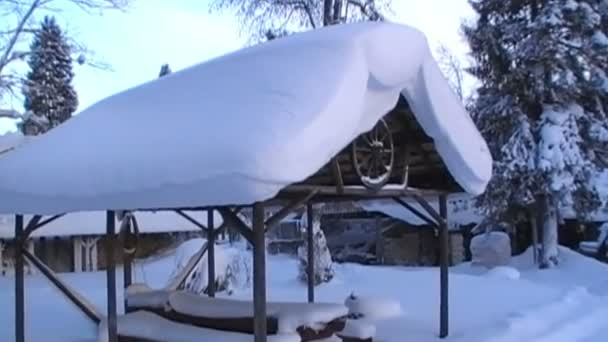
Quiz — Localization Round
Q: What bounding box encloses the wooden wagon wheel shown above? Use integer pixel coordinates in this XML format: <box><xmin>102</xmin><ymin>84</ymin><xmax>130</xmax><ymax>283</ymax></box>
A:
<box><xmin>351</xmin><ymin>118</ymin><xmax>395</xmax><ymax>190</ymax></box>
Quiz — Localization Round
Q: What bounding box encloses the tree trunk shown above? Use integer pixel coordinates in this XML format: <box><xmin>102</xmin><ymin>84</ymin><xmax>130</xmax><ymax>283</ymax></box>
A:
<box><xmin>323</xmin><ymin>0</ymin><xmax>333</xmax><ymax>26</ymax></box>
<box><xmin>539</xmin><ymin>195</ymin><xmax>559</xmax><ymax>268</ymax></box>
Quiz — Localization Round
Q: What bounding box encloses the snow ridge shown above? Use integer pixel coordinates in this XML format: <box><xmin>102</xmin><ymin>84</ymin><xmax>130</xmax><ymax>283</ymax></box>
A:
<box><xmin>470</xmin><ymin>287</ymin><xmax>608</xmax><ymax>342</ymax></box>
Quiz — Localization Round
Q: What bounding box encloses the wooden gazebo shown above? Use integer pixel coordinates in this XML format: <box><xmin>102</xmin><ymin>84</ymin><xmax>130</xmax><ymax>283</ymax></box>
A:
<box><xmin>0</xmin><ymin>21</ymin><xmax>491</xmax><ymax>342</ymax></box>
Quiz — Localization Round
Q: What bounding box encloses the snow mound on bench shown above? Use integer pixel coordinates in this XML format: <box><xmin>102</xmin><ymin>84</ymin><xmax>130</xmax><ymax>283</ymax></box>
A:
<box><xmin>344</xmin><ymin>294</ymin><xmax>402</xmax><ymax>320</ymax></box>
<box><xmin>97</xmin><ymin>310</ymin><xmax>299</xmax><ymax>342</ymax></box>
<box><xmin>168</xmin><ymin>291</ymin><xmax>348</xmax><ymax>333</ymax></box>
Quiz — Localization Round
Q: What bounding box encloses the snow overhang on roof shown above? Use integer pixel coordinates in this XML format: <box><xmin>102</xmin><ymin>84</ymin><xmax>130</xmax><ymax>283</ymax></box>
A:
<box><xmin>0</xmin><ymin>132</ymin><xmax>30</xmax><ymax>155</ymax></box>
<box><xmin>0</xmin><ymin>21</ymin><xmax>492</xmax><ymax>215</ymax></box>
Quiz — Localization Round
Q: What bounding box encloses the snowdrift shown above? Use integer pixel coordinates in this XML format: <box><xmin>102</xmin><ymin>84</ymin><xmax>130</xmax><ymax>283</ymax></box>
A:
<box><xmin>0</xmin><ymin>21</ymin><xmax>491</xmax><ymax>215</ymax></box>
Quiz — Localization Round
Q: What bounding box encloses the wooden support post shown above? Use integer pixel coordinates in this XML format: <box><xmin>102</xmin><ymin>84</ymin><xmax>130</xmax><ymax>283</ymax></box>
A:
<box><xmin>15</xmin><ymin>214</ymin><xmax>25</xmax><ymax>342</ymax></box>
<box><xmin>439</xmin><ymin>195</ymin><xmax>449</xmax><ymax>338</ymax></box>
<box><xmin>252</xmin><ymin>203</ymin><xmax>267</xmax><ymax>342</ymax></box>
<box><xmin>307</xmin><ymin>202</ymin><xmax>315</xmax><ymax>303</ymax></box>
<box><xmin>106</xmin><ymin>211</ymin><xmax>118</xmax><ymax>342</ymax></box>
<box><xmin>122</xmin><ymin>216</ymin><xmax>134</xmax><ymax>313</ymax></box>
<box><xmin>207</xmin><ymin>209</ymin><xmax>216</xmax><ymax>297</ymax></box>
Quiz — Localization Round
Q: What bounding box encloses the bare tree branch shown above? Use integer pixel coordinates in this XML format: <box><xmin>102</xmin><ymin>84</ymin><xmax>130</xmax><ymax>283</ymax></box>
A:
<box><xmin>0</xmin><ymin>0</ymin><xmax>41</xmax><ymax>74</ymax></box>
<box><xmin>0</xmin><ymin>0</ymin><xmax>131</xmax><ymax>111</ymax></box>
<box><xmin>0</xmin><ymin>108</ymin><xmax>23</xmax><ymax>118</ymax></box>
<box><xmin>209</xmin><ymin>0</ymin><xmax>390</xmax><ymax>42</ymax></box>
<box><xmin>436</xmin><ymin>43</ymin><xmax>465</xmax><ymax>100</ymax></box>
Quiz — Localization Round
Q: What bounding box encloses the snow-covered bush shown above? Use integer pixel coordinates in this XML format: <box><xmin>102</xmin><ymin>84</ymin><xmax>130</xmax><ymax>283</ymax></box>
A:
<box><xmin>297</xmin><ymin>208</ymin><xmax>334</xmax><ymax>285</ymax></box>
<box><xmin>470</xmin><ymin>231</ymin><xmax>512</xmax><ymax>268</ymax></box>
<box><xmin>167</xmin><ymin>239</ymin><xmax>252</xmax><ymax>296</ymax></box>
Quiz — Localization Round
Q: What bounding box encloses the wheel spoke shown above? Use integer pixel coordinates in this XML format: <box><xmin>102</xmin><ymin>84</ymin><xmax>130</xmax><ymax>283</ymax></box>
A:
<box><xmin>352</xmin><ymin>117</ymin><xmax>394</xmax><ymax>189</ymax></box>
<box><xmin>356</xmin><ymin>146</ymin><xmax>373</xmax><ymax>153</ymax></box>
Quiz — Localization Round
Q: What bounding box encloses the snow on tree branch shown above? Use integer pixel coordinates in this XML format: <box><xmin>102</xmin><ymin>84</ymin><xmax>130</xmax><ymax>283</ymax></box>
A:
<box><xmin>0</xmin><ymin>108</ymin><xmax>23</xmax><ymax>119</ymax></box>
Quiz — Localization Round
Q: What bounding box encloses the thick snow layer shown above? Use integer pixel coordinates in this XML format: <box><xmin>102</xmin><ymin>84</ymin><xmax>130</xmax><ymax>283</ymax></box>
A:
<box><xmin>339</xmin><ymin>319</ymin><xmax>376</xmax><ymax>339</ymax></box>
<box><xmin>0</xmin><ymin>132</ymin><xmax>30</xmax><ymax>155</ymax></box>
<box><xmin>167</xmin><ymin>291</ymin><xmax>348</xmax><ymax>333</ymax></box>
<box><xmin>97</xmin><ymin>310</ymin><xmax>300</xmax><ymax>342</ymax></box>
<box><xmin>0</xmin><ymin>210</ymin><xmax>222</xmax><ymax>238</ymax></box>
<box><xmin>0</xmin><ymin>21</ymin><xmax>491</xmax><ymax>215</ymax></box>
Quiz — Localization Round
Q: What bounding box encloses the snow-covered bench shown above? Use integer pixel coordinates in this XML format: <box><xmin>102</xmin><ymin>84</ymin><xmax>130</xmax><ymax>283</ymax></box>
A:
<box><xmin>579</xmin><ymin>224</ymin><xmax>608</xmax><ymax>259</ymax></box>
<box><xmin>98</xmin><ymin>310</ymin><xmax>300</xmax><ymax>342</ymax></box>
<box><xmin>126</xmin><ymin>290</ymin><xmax>354</xmax><ymax>341</ymax></box>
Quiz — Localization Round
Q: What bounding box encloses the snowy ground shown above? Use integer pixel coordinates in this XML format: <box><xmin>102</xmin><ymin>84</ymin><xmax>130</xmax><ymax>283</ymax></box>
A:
<box><xmin>1</xmin><ymin>241</ymin><xmax>607</xmax><ymax>342</ymax></box>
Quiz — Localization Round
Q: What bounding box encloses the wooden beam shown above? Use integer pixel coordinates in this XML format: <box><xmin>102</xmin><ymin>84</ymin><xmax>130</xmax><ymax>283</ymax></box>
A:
<box><xmin>282</xmin><ymin>184</ymin><xmax>447</xmax><ymax>198</ymax></box>
<box><xmin>14</xmin><ymin>215</ymin><xmax>24</xmax><ymax>342</ymax></box>
<box><xmin>19</xmin><ymin>215</ymin><xmax>42</xmax><ymax>243</ymax></box>
<box><xmin>22</xmin><ymin>248</ymin><xmax>102</xmax><ymax>323</ymax></box>
<box><xmin>106</xmin><ymin>211</ymin><xmax>118</xmax><ymax>342</ymax></box>
<box><xmin>412</xmin><ymin>194</ymin><xmax>445</xmax><ymax>227</ymax></box>
<box><xmin>391</xmin><ymin>197</ymin><xmax>437</xmax><ymax>226</ymax></box>
<box><xmin>252</xmin><ymin>203</ymin><xmax>267</xmax><ymax>342</ymax></box>
<box><xmin>264</xmin><ymin>191</ymin><xmax>318</xmax><ymax>231</ymax></box>
<box><xmin>207</xmin><ymin>209</ymin><xmax>216</xmax><ymax>298</ymax></box>
<box><xmin>331</xmin><ymin>158</ymin><xmax>345</xmax><ymax>194</ymax></box>
<box><xmin>438</xmin><ymin>195</ymin><xmax>449</xmax><ymax>338</ymax></box>
<box><xmin>217</xmin><ymin>208</ymin><xmax>254</xmax><ymax>244</ymax></box>
<box><xmin>175</xmin><ymin>210</ymin><xmax>208</xmax><ymax>231</ymax></box>
<box><xmin>306</xmin><ymin>202</ymin><xmax>315</xmax><ymax>303</ymax></box>
<box><xmin>33</xmin><ymin>214</ymin><xmax>65</xmax><ymax>230</ymax></box>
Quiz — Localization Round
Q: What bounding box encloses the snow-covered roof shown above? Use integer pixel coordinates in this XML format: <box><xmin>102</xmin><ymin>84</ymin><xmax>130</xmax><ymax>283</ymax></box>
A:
<box><xmin>0</xmin><ymin>132</ymin><xmax>30</xmax><ymax>155</ymax></box>
<box><xmin>0</xmin><ymin>210</ymin><xmax>223</xmax><ymax>238</ymax></box>
<box><xmin>0</xmin><ymin>21</ymin><xmax>492</xmax><ymax>215</ymax></box>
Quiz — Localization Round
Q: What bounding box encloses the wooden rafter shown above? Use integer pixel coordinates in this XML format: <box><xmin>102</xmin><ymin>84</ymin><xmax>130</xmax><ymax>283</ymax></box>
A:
<box><xmin>19</xmin><ymin>215</ymin><xmax>42</xmax><ymax>242</ymax></box>
<box><xmin>174</xmin><ymin>210</ymin><xmax>208</xmax><ymax>232</ymax></box>
<box><xmin>217</xmin><ymin>207</ymin><xmax>254</xmax><ymax>244</ymax></box>
<box><xmin>391</xmin><ymin>197</ymin><xmax>437</xmax><ymax>227</ymax></box>
<box><xmin>412</xmin><ymin>194</ymin><xmax>445</xmax><ymax>226</ymax></box>
<box><xmin>264</xmin><ymin>191</ymin><xmax>317</xmax><ymax>231</ymax></box>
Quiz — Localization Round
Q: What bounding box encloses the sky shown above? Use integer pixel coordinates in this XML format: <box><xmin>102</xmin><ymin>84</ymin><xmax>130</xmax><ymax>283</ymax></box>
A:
<box><xmin>0</xmin><ymin>0</ymin><xmax>475</xmax><ymax>134</ymax></box>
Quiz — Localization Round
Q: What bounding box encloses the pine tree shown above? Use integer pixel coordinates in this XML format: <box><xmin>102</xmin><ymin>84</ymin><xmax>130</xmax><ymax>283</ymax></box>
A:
<box><xmin>21</xmin><ymin>16</ymin><xmax>78</xmax><ymax>135</ymax></box>
<box><xmin>158</xmin><ymin>63</ymin><xmax>172</xmax><ymax>78</ymax></box>
<box><xmin>298</xmin><ymin>207</ymin><xmax>334</xmax><ymax>285</ymax></box>
<box><xmin>464</xmin><ymin>0</ymin><xmax>608</xmax><ymax>268</ymax></box>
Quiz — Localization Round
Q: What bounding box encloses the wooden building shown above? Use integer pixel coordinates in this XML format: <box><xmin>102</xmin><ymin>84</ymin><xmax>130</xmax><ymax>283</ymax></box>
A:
<box><xmin>0</xmin><ymin>211</ymin><xmax>211</xmax><ymax>275</ymax></box>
